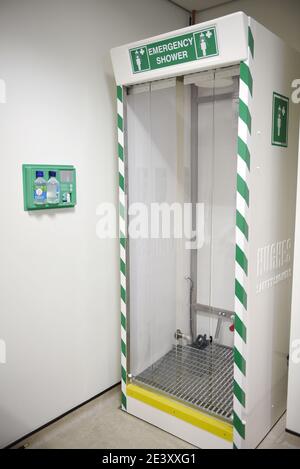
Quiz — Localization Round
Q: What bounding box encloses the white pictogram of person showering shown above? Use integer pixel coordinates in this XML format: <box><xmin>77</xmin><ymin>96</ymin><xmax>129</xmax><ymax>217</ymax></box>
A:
<box><xmin>200</xmin><ymin>30</ymin><xmax>213</xmax><ymax>57</ymax></box>
<box><xmin>277</xmin><ymin>105</ymin><xmax>286</xmax><ymax>137</ymax></box>
<box><xmin>135</xmin><ymin>48</ymin><xmax>145</xmax><ymax>71</ymax></box>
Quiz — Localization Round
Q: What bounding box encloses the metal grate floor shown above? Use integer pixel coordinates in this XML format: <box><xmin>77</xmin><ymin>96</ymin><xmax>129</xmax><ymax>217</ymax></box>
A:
<box><xmin>134</xmin><ymin>343</ymin><xmax>234</xmax><ymax>421</ymax></box>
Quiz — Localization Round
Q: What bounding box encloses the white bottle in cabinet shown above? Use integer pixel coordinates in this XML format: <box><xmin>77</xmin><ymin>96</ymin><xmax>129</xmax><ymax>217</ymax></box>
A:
<box><xmin>47</xmin><ymin>171</ymin><xmax>60</xmax><ymax>204</ymax></box>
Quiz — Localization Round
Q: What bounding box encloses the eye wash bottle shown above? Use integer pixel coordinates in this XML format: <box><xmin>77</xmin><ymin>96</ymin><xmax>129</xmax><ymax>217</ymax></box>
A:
<box><xmin>47</xmin><ymin>171</ymin><xmax>60</xmax><ymax>204</ymax></box>
<box><xmin>33</xmin><ymin>171</ymin><xmax>47</xmax><ymax>205</ymax></box>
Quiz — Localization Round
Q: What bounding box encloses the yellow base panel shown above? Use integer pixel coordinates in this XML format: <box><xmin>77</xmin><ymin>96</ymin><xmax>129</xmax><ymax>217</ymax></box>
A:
<box><xmin>127</xmin><ymin>384</ymin><xmax>233</xmax><ymax>442</ymax></box>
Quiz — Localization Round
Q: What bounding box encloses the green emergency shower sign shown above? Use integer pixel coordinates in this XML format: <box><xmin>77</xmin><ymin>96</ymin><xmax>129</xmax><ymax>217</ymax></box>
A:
<box><xmin>129</xmin><ymin>26</ymin><xmax>219</xmax><ymax>74</ymax></box>
<box><xmin>272</xmin><ymin>92</ymin><xmax>289</xmax><ymax>147</ymax></box>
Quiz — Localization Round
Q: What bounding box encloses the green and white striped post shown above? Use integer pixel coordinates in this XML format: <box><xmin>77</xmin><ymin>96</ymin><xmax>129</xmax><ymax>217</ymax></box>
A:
<box><xmin>233</xmin><ymin>25</ymin><xmax>254</xmax><ymax>449</ymax></box>
<box><xmin>117</xmin><ymin>85</ymin><xmax>127</xmax><ymax>411</ymax></box>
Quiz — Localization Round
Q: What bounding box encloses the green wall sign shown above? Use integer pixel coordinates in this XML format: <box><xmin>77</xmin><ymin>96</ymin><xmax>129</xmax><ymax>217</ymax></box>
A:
<box><xmin>272</xmin><ymin>92</ymin><xmax>289</xmax><ymax>147</ymax></box>
<box><xmin>129</xmin><ymin>26</ymin><xmax>219</xmax><ymax>74</ymax></box>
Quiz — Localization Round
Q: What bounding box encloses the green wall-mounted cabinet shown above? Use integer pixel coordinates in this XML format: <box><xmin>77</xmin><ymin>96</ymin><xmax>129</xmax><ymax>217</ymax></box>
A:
<box><xmin>22</xmin><ymin>164</ymin><xmax>77</xmax><ymax>211</ymax></box>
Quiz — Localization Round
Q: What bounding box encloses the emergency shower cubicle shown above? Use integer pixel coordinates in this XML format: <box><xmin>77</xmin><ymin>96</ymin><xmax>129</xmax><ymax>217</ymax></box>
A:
<box><xmin>111</xmin><ymin>12</ymin><xmax>300</xmax><ymax>449</ymax></box>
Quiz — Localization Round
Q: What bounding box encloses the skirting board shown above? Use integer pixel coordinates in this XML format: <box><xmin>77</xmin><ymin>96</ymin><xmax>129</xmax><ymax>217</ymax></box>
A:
<box><xmin>127</xmin><ymin>396</ymin><xmax>232</xmax><ymax>449</ymax></box>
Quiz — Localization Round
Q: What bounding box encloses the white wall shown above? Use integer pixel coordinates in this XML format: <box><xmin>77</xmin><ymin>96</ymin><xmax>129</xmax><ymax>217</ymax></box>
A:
<box><xmin>0</xmin><ymin>0</ymin><xmax>188</xmax><ymax>447</ymax></box>
<box><xmin>196</xmin><ymin>0</ymin><xmax>300</xmax><ymax>52</ymax></box>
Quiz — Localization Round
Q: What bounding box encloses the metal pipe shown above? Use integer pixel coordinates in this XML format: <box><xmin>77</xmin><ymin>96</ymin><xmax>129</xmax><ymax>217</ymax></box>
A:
<box><xmin>185</xmin><ymin>276</ymin><xmax>194</xmax><ymax>340</ymax></box>
<box><xmin>193</xmin><ymin>303</ymin><xmax>234</xmax><ymax>320</ymax></box>
<box><xmin>191</xmin><ymin>10</ymin><xmax>197</xmax><ymax>25</ymax></box>
<box><xmin>174</xmin><ymin>329</ymin><xmax>191</xmax><ymax>343</ymax></box>
<box><xmin>214</xmin><ymin>318</ymin><xmax>222</xmax><ymax>341</ymax></box>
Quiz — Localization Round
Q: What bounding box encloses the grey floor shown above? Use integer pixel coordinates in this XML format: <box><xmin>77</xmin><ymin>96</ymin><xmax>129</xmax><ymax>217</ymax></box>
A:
<box><xmin>12</xmin><ymin>385</ymin><xmax>300</xmax><ymax>449</ymax></box>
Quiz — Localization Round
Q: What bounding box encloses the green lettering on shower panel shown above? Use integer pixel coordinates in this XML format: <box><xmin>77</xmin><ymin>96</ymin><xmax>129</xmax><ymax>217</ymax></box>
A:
<box><xmin>129</xmin><ymin>26</ymin><xmax>218</xmax><ymax>74</ymax></box>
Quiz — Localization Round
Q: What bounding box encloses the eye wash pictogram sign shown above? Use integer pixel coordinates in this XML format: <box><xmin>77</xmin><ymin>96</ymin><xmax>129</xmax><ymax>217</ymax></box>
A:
<box><xmin>272</xmin><ymin>92</ymin><xmax>289</xmax><ymax>147</ymax></box>
<box><xmin>129</xmin><ymin>26</ymin><xmax>218</xmax><ymax>74</ymax></box>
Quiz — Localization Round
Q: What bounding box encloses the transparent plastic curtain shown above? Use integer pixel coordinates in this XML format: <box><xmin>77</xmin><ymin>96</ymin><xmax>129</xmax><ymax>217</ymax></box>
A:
<box><xmin>196</xmin><ymin>74</ymin><xmax>239</xmax><ymax>346</ymax></box>
<box><xmin>126</xmin><ymin>72</ymin><xmax>238</xmax><ymax>376</ymax></box>
<box><xmin>127</xmin><ymin>82</ymin><xmax>180</xmax><ymax>376</ymax></box>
